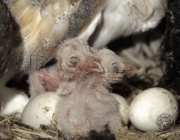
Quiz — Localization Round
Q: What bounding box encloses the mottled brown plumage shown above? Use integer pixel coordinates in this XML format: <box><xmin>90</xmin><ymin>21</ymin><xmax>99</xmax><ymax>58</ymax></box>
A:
<box><xmin>4</xmin><ymin>0</ymin><xmax>105</xmax><ymax>72</ymax></box>
<box><xmin>3</xmin><ymin>0</ymin><xmax>167</xmax><ymax>71</ymax></box>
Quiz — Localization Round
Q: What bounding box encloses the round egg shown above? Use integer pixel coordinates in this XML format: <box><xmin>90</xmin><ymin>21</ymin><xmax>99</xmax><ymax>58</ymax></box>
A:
<box><xmin>112</xmin><ymin>93</ymin><xmax>129</xmax><ymax>125</ymax></box>
<box><xmin>129</xmin><ymin>87</ymin><xmax>179</xmax><ymax>132</ymax></box>
<box><xmin>0</xmin><ymin>89</ymin><xmax>29</xmax><ymax>119</ymax></box>
<box><xmin>21</xmin><ymin>92</ymin><xmax>59</xmax><ymax>128</ymax></box>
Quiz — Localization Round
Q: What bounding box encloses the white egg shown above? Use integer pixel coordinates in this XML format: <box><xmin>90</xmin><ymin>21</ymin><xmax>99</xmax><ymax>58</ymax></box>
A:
<box><xmin>129</xmin><ymin>87</ymin><xmax>179</xmax><ymax>132</ymax></box>
<box><xmin>112</xmin><ymin>93</ymin><xmax>129</xmax><ymax>125</ymax></box>
<box><xmin>0</xmin><ymin>88</ymin><xmax>29</xmax><ymax>119</ymax></box>
<box><xmin>21</xmin><ymin>92</ymin><xmax>59</xmax><ymax>128</ymax></box>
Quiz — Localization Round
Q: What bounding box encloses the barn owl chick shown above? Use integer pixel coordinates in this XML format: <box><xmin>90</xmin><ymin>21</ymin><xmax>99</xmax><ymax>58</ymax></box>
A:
<box><xmin>29</xmin><ymin>38</ymin><xmax>103</xmax><ymax>97</ymax></box>
<box><xmin>55</xmin><ymin>48</ymin><xmax>137</xmax><ymax>139</ymax></box>
<box><xmin>95</xmin><ymin>48</ymin><xmax>138</xmax><ymax>86</ymax></box>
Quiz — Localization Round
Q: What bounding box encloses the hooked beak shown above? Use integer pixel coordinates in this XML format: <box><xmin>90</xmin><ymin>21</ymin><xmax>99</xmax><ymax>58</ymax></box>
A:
<box><xmin>83</xmin><ymin>57</ymin><xmax>104</xmax><ymax>73</ymax></box>
<box><xmin>124</xmin><ymin>63</ymin><xmax>138</xmax><ymax>77</ymax></box>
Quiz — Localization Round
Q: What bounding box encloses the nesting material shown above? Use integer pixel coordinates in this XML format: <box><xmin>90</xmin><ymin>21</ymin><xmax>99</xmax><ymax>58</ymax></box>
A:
<box><xmin>1</xmin><ymin>116</ymin><xmax>180</xmax><ymax>139</ymax></box>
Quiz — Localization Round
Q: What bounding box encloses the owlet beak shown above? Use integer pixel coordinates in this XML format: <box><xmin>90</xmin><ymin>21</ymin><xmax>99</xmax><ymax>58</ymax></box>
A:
<box><xmin>83</xmin><ymin>57</ymin><xmax>104</xmax><ymax>73</ymax></box>
<box><xmin>124</xmin><ymin>63</ymin><xmax>138</xmax><ymax>78</ymax></box>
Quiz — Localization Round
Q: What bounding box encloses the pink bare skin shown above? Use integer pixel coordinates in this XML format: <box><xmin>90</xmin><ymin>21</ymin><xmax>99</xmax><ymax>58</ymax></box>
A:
<box><xmin>29</xmin><ymin>67</ymin><xmax>62</xmax><ymax>96</ymax></box>
<box><xmin>55</xmin><ymin>49</ymin><xmax>137</xmax><ymax>139</ymax></box>
<box><xmin>28</xmin><ymin>38</ymin><xmax>103</xmax><ymax>97</ymax></box>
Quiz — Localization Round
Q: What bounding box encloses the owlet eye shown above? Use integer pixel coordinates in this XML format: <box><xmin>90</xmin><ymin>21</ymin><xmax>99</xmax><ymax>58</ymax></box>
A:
<box><xmin>112</xmin><ymin>63</ymin><xmax>119</xmax><ymax>73</ymax></box>
<box><xmin>68</xmin><ymin>56</ymin><xmax>80</xmax><ymax>67</ymax></box>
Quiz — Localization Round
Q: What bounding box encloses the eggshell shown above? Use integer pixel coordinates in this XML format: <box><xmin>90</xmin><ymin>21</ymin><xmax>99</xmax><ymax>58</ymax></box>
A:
<box><xmin>129</xmin><ymin>87</ymin><xmax>179</xmax><ymax>131</ymax></box>
<box><xmin>21</xmin><ymin>92</ymin><xmax>59</xmax><ymax>128</ymax></box>
<box><xmin>112</xmin><ymin>93</ymin><xmax>129</xmax><ymax>125</ymax></box>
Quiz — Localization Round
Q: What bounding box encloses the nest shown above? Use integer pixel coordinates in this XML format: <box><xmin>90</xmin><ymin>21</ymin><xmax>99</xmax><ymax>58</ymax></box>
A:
<box><xmin>0</xmin><ymin>115</ymin><xmax>180</xmax><ymax>140</ymax></box>
<box><xmin>1</xmin><ymin>1</ymin><xmax>180</xmax><ymax>139</ymax></box>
